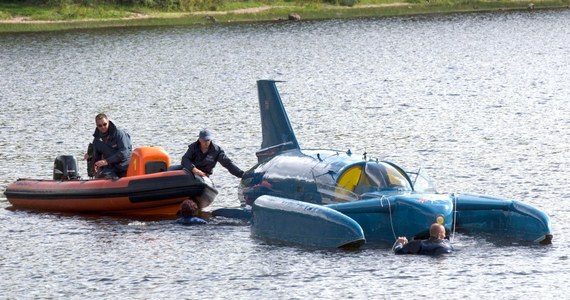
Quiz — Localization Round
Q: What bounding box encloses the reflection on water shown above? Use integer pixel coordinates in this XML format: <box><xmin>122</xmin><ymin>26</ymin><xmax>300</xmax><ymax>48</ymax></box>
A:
<box><xmin>1</xmin><ymin>10</ymin><xmax>570</xmax><ymax>298</ymax></box>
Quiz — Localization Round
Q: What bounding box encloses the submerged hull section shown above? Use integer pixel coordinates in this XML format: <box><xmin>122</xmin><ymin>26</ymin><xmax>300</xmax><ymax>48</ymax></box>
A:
<box><xmin>251</xmin><ymin>195</ymin><xmax>365</xmax><ymax>248</ymax></box>
<box><xmin>4</xmin><ymin>170</ymin><xmax>218</xmax><ymax>218</ymax></box>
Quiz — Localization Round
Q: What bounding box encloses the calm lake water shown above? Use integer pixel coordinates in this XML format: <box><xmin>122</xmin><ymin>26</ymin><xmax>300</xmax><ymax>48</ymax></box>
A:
<box><xmin>1</xmin><ymin>9</ymin><xmax>569</xmax><ymax>298</ymax></box>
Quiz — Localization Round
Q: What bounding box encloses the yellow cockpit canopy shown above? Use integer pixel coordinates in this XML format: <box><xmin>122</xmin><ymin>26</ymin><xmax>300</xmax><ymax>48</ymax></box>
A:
<box><xmin>336</xmin><ymin>162</ymin><xmax>411</xmax><ymax>195</ymax></box>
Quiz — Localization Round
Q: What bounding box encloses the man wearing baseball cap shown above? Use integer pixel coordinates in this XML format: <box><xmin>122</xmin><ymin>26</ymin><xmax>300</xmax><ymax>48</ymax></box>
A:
<box><xmin>181</xmin><ymin>129</ymin><xmax>244</xmax><ymax>178</ymax></box>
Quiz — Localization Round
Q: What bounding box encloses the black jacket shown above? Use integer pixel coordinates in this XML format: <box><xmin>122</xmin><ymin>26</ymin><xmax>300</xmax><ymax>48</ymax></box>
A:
<box><xmin>92</xmin><ymin>121</ymin><xmax>132</xmax><ymax>172</ymax></box>
<box><xmin>181</xmin><ymin>140</ymin><xmax>244</xmax><ymax>178</ymax></box>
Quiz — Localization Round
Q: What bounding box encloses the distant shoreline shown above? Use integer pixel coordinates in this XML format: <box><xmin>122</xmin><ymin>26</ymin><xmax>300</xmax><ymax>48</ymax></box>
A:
<box><xmin>1</xmin><ymin>1</ymin><xmax>569</xmax><ymax>33</ymax></box>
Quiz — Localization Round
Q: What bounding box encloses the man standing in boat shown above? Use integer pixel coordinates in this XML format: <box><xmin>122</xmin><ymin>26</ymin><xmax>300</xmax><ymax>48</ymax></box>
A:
<box><xmin>181</xmin><ymin>129</ymin><xmax>244</xmax><ymax>178</ymax></box>
<box><xmin>392</xmin><ymin>223</ymin><xmax>454</xmax><ymax>255</ymax></box>
<box><xmin>87</xmin><ymin>113</ymin><xmax>133</xmax><ymax>179</ymax></box>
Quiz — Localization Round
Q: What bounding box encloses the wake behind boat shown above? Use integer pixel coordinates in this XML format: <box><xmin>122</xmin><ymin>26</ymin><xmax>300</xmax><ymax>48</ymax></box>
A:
<box><xmin>4</xmin><ymin>146</ymin><xmax>218</xmax><ymax>218</ymax></box>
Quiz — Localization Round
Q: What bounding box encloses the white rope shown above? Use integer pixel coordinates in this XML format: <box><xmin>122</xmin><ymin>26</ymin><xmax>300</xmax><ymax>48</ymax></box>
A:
<box><xmin>451</xmin><ymin>193</ymin><xmax>458</xmax><ymax>242</ymax></box>
<box><xmin>377</xmin><ymin>195</ymin><xmax>398</xmax><ymax>240</ymax></box>
<box><xmin>384</xmin><ymin>195</ymin><xmax>397</xmax><ymax>240</ymax></box>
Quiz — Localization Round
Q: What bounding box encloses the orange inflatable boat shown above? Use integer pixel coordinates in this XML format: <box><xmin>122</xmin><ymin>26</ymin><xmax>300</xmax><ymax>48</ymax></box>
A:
<box><xmin>4</xmin><ymin>147</ymin><xmax>218</xmax><ymax>218</ymax></box>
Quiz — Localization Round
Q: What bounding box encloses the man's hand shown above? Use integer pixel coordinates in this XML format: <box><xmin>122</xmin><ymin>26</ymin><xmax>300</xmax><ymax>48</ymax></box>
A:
<box><xmin>94</xmin><ymin>159</ymin><xmax>108</xmax><ymax>168</ymax></box>
<box><xmin>396</xmin><ymin>237</ymin><xmax>408</xmax><ymax>245</ymax></box>
<box><xmin>192</xmin><ymin>167</ymin><xmax>207</xmax><ymax>177</ymax></box>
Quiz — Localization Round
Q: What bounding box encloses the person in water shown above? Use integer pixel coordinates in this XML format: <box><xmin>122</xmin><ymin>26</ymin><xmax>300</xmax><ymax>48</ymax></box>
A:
<box><xmin>181</xmin><ymin>129</ymin><xmax>244</xmax><ymax>178</ymax></box>
<box><xmin>392</xmin><ymin>223</ymin><xmax>454</xmax><ymax>255</ymax></box>
<box><xmin>176</xmin><ymin>199</ymin><xmax>207</xmax><ymax>225</ymax></box>
<box><xmin>86</xmin><ymin>113</ymin><xmax>132</xmax><ymax>179</ymax></box>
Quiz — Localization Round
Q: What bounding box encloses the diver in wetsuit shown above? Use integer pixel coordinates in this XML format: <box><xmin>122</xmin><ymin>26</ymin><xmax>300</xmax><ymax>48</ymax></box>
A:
<box><xmin>392</xmin><ymin>223</ymin><xmax>453</xmax><ymax>255</ymax></box>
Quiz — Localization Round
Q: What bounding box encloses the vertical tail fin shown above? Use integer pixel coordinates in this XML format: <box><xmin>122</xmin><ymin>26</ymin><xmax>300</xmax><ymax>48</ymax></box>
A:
<box><xmin>256</xmin><ymin>80</ymin><xmax>300</xmax><ymax>161</ymax></box>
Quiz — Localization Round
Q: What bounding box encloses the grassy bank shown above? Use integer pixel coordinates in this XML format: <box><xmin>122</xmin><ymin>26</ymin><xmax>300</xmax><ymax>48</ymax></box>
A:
<box><xmin>1</xmin><ymin>0</ymin><xmax>569</xmax><ymax>33</ymax></box>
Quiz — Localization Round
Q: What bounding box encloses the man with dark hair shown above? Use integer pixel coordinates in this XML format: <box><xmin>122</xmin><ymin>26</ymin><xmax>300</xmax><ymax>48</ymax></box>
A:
<box><xmin>88</xmin><ymin>113</ymin><xmax>132</xmax><ymax>179</ymax></box>
<box><xmin>181</xmin><ymin>129</ymin><xmax>244</xmax><ymax>178</ymax></box>
<box><xmin>392</xmin><ymin>223</ymin><xmax>454</xmax><ymax>255</ymax></box>
<box><xmin>176</xmin><ymin>199</ymin><xmax>207</xmax><ymax>225</ymax></box>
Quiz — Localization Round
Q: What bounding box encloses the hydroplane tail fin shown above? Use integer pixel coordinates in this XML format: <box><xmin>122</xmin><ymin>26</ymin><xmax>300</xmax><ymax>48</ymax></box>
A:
<box><xmin>256</xmin><ymin>80</ymin><xmax>300</xmax><ymax>162</ymax></box>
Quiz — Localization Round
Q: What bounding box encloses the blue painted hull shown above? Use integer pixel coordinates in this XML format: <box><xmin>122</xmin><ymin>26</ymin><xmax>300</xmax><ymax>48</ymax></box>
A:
<box><xmin>327</xmin><ymin>194</ymin><xmax>454</xmax><ymax>243</ymax></box>
<box><xmin>453</xmin><ymin>193</ymin><xmax>552</xmax><ymax>244</ymax></box>
<box><xmin>251</xmin><ymin>195</ymin><xmax>365</xmax><ymax>248</ymax></box>
<box><xmin>247</xmin><ymin>192</ymin><xmax>551</xmax><ymax>247</ymax></box>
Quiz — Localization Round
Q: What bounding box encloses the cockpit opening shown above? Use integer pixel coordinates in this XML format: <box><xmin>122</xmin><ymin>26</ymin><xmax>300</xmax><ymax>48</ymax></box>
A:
<box><xmin>337</xmin><ymin>162</ymin><xmax>412</xmax><ymax>196</ymax></box>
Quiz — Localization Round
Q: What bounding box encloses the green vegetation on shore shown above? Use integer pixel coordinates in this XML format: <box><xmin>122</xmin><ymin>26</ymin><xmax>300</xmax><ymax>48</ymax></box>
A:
<box><xmin>1</xmin><ymin>0</ymin><xmax>569</xmax><ymax>33</ymax></box>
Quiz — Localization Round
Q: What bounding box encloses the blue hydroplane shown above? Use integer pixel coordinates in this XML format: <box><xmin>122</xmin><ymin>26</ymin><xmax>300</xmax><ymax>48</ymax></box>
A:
<box><xmin>215</xmin><ymin>80</ymin><xmax>553</xmax><ymax>249</ymax></box>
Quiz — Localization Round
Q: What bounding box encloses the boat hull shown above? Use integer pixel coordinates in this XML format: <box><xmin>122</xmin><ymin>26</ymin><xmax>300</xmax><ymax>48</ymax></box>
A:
<box><xmin>231</xmin><ymin>80</ymin><xmax>554</xmax><ymax>248</ymax></box>
<box><xmin>328</xmin><ymin>194</ymin><xmax>454</xmax><ymax>243</ymax></box>
<box><xmin>454</xmin><ymin>193</ymin><xmax>552</xmax><ymax>244</ymax></box>
<box><xmin>4</xmin><ymin>170</ymin><xmax>218</xmax><ymax>218</ymax></box>
<box><xmin>251</xmin><ymin>195</ymin><xmax>366</xmax><ymax>248</ymax></box>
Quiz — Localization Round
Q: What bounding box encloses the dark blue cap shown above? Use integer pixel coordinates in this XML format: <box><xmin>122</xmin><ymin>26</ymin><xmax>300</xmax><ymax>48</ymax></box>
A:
<box><xmin>198</xmin><ymin>129</ymin><xmax>212</xmax><ymax>141</ymax></box>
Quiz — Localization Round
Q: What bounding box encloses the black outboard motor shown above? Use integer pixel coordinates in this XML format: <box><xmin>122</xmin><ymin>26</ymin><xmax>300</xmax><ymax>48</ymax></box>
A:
<box><xmin>53</xmin><ymin>155</ymin><xmax>80</xmax><ymax>180</ymax></box>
